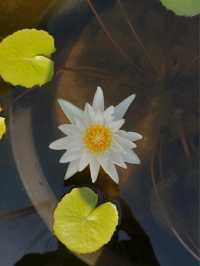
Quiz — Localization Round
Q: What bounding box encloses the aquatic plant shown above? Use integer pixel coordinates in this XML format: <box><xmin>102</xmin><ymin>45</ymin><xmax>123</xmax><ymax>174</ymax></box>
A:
<box><xmin>53</xmin><ymin>187</ymin><xmax>118</xmax><ymax>254</ymax></box>
<box><xmin>0</xmin><ymin>118</ymin><xmax>5</xmax><ymax>139</ymax></box>
<box><xmin>160</xmin><ymin>0</ymin><xmax>200</xmax><ymax>16</ymax></box>
<box><xmin>49</xmin><ymin>86</ymin><xmax>142</xmax><ymax>183</ymax></box>
<box><xmin>0</xmin><ymin>29</ymin><xmax>55</xmax><ymax>88</ymax></box>
<box><xmin>54</xmin><ymin>0</ymin><xmax>199</xmax><ymax>261</ymax></box>
<box><xmin>0</xmin><ymin>106</ymin><xmax>6</xmax><ymax>140</ymax></box>
<box><xmin>1</xmin><ymin>0</ymin><xmax>197</xmax><ymax>262</ymax></box>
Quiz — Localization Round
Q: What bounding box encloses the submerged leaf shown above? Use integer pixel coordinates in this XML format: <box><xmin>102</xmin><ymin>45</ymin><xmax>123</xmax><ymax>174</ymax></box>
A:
<box><xmin>0</xmin><ymin>29</ymin><xmax>55</xmax><ymax>88</ymax></box>
<box><xmin>160</xmin><ymin>0</ymin><xmax>200</xmax><ymax>16</ymax></box>
<box><xmin>53</xmin><ymin>187</ymin><xmax>118</xmax><ymax>254</ymax></box>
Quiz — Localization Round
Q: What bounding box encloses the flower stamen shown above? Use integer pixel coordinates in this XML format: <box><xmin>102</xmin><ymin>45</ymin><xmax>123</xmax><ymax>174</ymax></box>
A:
<box><xmin>84</xmin><ymin>124</ymin><xmax>112</xmax><ymax>153</ymax></box>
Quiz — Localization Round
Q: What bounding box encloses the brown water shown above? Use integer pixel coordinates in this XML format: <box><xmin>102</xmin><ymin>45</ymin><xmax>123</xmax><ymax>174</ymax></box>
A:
<box><xmin>0</xmin><ymin>1</ymin><xmax>199</xmax><ymax>265</ymax></box>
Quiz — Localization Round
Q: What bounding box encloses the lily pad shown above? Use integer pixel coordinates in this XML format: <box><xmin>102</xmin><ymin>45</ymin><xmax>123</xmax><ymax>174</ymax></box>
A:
<box><xmin>53</xmin><ymin>187</ymin><xmax>119</xmax><ymax>254</ymax></box>
<box><xmin>160</xmin><ymin>0</ymin><xmax>200</xmax><ymax>16</ymax></box>
<box><xmin>0</xmin><ymin>29</ymin><xmax>55</xmax><ymax>88</ymax></box>
<box><xmin>0</xmin><ymin>116</ymin><xmax>6</xmax><ymax>139</ymax></box>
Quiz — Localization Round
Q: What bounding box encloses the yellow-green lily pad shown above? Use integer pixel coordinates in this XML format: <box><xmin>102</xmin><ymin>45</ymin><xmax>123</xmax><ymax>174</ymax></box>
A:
<box><xmin>53</xmin><ymin>187</ymin><xmax>118</xmax><ymax>254</ymax></box>
<box><xmin>0</xmin><ymin>29</ymin><xmax>55</xmax><ymax>88</ymax></box>
<box><xmin>0</xmin><ymin>116</ymin><xmax>6</xmax><ymax>139</ymax></box>
<box><xmin>160</xmin><ymin>0</ymin><xmax>200</xmax><ymax>16</ymax></box>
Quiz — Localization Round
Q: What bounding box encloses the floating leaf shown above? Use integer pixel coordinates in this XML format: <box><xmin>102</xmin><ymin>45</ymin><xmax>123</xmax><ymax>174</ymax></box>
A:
<box><xmin>0</xmin><ymin>29</ymin><xmax>55</xmax><ymax>88</ymax></box>
<box><xmin>53</xmin><ymin>187</ymin><xmax>118</xmax><ymax>254</ymax></box>
<box><xmin>0</xmin><ymin>116</ymin><xmax>6</xmax><ymax>139</ymax></box>
<box><xmin>160</xmin><ymin>0</ymin><xmax>200</xmax><ymax>16</ymax></box>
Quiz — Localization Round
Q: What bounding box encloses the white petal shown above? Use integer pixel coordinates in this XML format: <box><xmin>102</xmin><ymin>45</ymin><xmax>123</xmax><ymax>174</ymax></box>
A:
<box><xmin>110</xmin><ymin>119</ymin><xmax>125</xmax><ymax>132</ymax></box>
<box><xmin>98</xmin><ymin>156</ymin><xmax>119</xmax><ymax>183</ymax></box>
<box><xmin>64</xmin><ymin>160</ymin><xmax>79</xmax><ymax>180</ymax></box>
<box><xmin>58</xmin><ymin>124</ymin><xmax>80</xmax><ymax>135</ymax></box>
<box><xmin>78</xmin><ymin>151</ymin><xmax>91</xmax><ymax>172</ymax></box>
<box><xmin>129</xmin><ymin>132</ymin><xmax>143</xmax><ymax>141</ymax></box>
<box><xmin>104</xmin><ymin>106</ymin><xmax>114</xmax><ymax>121</ymax></box>
<box><xmin>114</xmin><ymin>94</ymin><xmax>136</xmax><ymax>119</ymax></box>
<box><xmin>104</xmin><ymin>106</ymin><xmax>114</xmax><ymax>116</ymax></box>
<box><xmin>59</xmin><ymin>150</ymin><xmax>81</xmax><ymax>163</ymax></box>
<box><xmin>92</xmin><ymin>86</ymin><xmax>104</xmax><ymax>111</ymax></box>
<box><xmin>58</xmin><ymin>99</ymin><xmax>83</xmax><ymax>123</ymax></box>
<box><xmin>74</xmin><ymin>118</ymin><xmax>85</xmax><ymax>131</ymax></box>
<box><xmin>67</xmin><ymin>139</ymin><xmax>84</xmax><ymax>150</ymax></box>
<box><xmin>89</xmin><ymin>159</ymin><xmax>100</xmax><ymax>183</ymax></box>
<box><xmin>94</xmin><ymin>111</ymin><xmax>104</xmax><ymax>124</ymax></box>
<box><xmin>111</xmin><ymin>152</ymin><xmax>127</xmax><ymax>169</ymax></box>
<box><xmin>49</xmin><ymin>137</ymin><xmax>69</xmax><ymax>150</ymax></box>
<box><xmin>115</xmin><ymin>135</ymin><xmax>136</xmax><ymax>149</ymax></box>
<box><xmin>111</xmin><ymin>138</ymin><xmax>128</xmax><ymax>154</ymax></box>
<box><xmin>85</xmin><ymin>103</ymin><xmax>96</xmax><ymax>123</ymax></box>
<box><xmin>49</xmin><ymin>136</ymin><xmax>82</xmax><ymax>151</ymax></box>
<box><xmin>123</xmin><ymin>150</ymin><xmax>141</xmax><ymax>164</ymax></box>
<box><xmin>85</xmin><ymin>104</ymin><xmax>104</xmax><ymax>124</ymax></box>
<box><xmin>119</xmin><ymin>130</ymin><xmax>143</xmax><ymax>141</ymax></box>
<box><xmin>83</xmin><ymin>106</ymin><xmax>92</xmax><ymax>126</ymax></box>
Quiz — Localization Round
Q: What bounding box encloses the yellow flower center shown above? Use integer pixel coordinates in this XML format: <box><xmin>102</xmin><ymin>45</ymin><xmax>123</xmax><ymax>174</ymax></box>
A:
<box><xmin>84</xmin><ymin>124</ymin><xmax>112</xmax><ymax>153</ymax></box>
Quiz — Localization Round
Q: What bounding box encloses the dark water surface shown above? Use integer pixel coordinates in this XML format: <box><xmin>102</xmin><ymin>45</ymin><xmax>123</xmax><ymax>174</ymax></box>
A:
<box><xmin>0</xmin><ymin>0</ymin><xmax>199</xmax><ymax>265</ymax></box>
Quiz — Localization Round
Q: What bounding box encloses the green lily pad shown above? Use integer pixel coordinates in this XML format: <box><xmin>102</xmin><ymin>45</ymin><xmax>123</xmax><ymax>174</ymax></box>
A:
<box><xmin>53</xmin><ymin>187</ymin><xmax>119</xmax><ymax>254</ymax></box>
<box><xmin>0</xmin><ymin>29</ymin><xmax>55</xmax><ymax>88</ymax></box>
<box><xmin>160</xmin><ymin>0</ymin><xmax>200</xmax><ymax>16</ymax></box>
<box><xmin>0</xmin><ymin>116</ymin><xmax>6</xmax><ymax>139</ymax></box>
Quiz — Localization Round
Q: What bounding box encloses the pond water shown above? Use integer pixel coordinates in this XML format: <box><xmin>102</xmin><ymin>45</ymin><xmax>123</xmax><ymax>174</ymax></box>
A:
<box><xmin>0</xmin><ymin>0</ymin><xmax>199</xmax><ymax>265</ymax></box>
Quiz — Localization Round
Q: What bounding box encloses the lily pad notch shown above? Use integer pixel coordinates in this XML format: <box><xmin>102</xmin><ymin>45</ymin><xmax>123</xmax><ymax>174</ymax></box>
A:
<box><xmin>0</xmin><ymin>29</ymin><xmax>56</xmax><ymax>88</ymax></box>
<box><xmin>53</xmin><ymin>187</ymin><xmax>119</xmax><ymax>254</ymax></box>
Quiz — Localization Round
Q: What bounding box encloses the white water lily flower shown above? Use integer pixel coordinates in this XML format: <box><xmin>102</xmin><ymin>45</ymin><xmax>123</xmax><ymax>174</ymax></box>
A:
<box><xmin>49</xmin><ymin>86</ymin><xmax>142</xmax><ymax>183</ymax></box>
